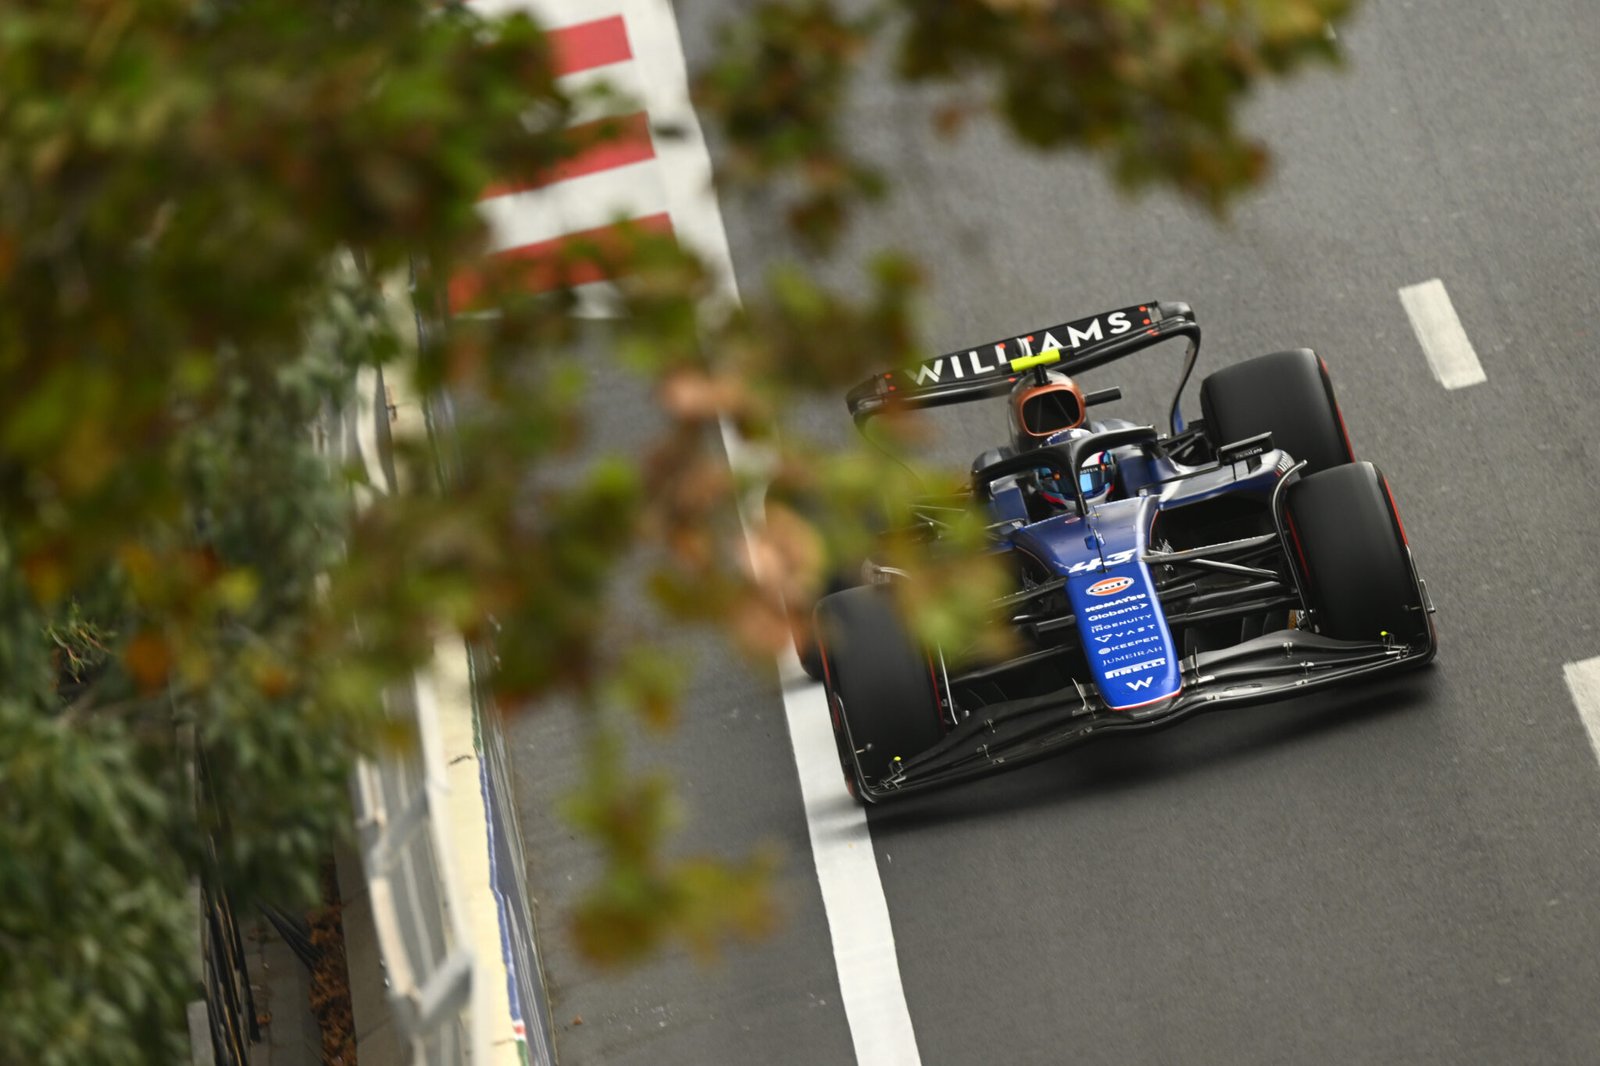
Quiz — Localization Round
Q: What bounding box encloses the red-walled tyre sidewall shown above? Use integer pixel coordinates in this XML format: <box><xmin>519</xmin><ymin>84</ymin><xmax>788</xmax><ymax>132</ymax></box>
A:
<box><xmin>1286</xmin><ymin>462</ymin><xmax>1427</xmax><ymax>645</ymax></box>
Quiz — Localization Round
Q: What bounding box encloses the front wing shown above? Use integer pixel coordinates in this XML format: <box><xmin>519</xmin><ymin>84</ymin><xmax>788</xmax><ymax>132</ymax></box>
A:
<box><xmin>839</xmin><ymin>625</ymin><xmax>1437</xmax><ymax>802</ymax></box>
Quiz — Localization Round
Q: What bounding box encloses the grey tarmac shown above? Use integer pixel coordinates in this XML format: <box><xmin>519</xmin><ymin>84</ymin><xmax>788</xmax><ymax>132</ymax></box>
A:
<box><xmin>511</xmin><ymin>1</ymin><xmax>1600</xmax><ymax>1063</ymax></box>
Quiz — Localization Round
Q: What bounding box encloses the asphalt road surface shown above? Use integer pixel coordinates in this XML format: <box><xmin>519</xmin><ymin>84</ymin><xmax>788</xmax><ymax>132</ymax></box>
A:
<box><xmin>510</xmin><ymin>1</ymin><xmax>1600</xmax><ymax>1063</ymax></box>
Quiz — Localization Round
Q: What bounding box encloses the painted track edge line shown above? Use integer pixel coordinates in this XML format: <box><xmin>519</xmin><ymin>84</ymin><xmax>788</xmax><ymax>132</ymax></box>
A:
<box><xmin>493</xmin><ymin>0</ymin><xmax>926</xmax><ymax>1060</ymax></box>
<box><xmin>621</xmin><ymin>0</ymin><xmax>925</xmax><ymax>1061</ymax></box>
<box><xmin>775</xmin><ymin>654</ymin><xmax>925</xmax><ymax>1066</ymax></box>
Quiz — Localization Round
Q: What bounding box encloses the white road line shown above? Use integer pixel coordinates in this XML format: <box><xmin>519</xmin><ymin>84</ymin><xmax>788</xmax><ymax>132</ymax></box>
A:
<box><xmin>1399</xmin><ymin>279</ymin><xmax>1487</xmax><ymax>389</ymax></box>
<box><xmin>601</xmin><ymin>2</ymin><xmax>925</xmax><ymax>1062</ymax></box>
<box><xmin>778</xmin><ymin>658</ymin><xmax>923</xmax><ymax>1065</ymax></box>
<box><xmin>485</xmin><ymin>2</ymin><xmax>924</xmax><ymax>1060</ymax></box>
<box><xmin>478</xmin><ymin>160</ymin><xmax>669</xmax><ymax>251</ymax></box>
<box><xmin>620</xmin><ymin>6</ymin><xmax>925</xmax><ymax>1061</ymax></box>
<box><xmin>1563</xmin><ymin>656</ymin><xmax>1600</xmax><ymax>767</ymax></box>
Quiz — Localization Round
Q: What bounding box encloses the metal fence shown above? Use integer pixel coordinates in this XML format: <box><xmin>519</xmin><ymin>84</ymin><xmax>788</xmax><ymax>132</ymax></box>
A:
<box><xmin>193</xmin><ymin>741</ymin><xmax>262</xmax><ymax>1066</ymax></box>
<box><xmin>197</xmin><ymin>864</ymin><xmax>261</xmax><ymax>1065</ymax></box>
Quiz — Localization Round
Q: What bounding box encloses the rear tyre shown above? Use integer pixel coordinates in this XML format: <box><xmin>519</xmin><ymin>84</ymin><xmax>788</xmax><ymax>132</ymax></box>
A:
<box><xmin>815</xmin><ymin>586</ymin><xmax>945</xmax><ymax>795</ymax></box>
<box><xmin>1201</xmin><ymin>348</ymin><xmax>1354</xmax><ymax>475</ymax></box>
<box><xmin>1286</xmin><ymin>462</ymin><xmax>1428</xmax><ymax>646</ymax></box>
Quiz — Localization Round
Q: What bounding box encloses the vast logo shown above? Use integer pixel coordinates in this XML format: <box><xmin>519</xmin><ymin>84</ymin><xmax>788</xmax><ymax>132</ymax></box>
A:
<box><xmin>1126</xmin><ymin>677</ymin><xmax>1155</xmax><ymax>691</ymax></box>
<box><xmin>1095</xmin><ymin>625</ymin><xmax>1155</xmax><ymax>643</ymax></box>
<box><xmin>904</xmin><ymin>308</ymin><xmax>1142</xmax><ymax>386</ymax></box>
<box><xmin>1086</xmin><ymin>576</ymin><xmax>1134</xmax><ymax>597</ymax></box>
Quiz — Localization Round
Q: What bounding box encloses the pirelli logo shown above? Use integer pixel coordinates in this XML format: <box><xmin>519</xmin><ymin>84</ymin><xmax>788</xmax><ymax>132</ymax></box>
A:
<box><xmin>1104</xmin><ymin>658</ymin><xmax>1167</xmax><ymax>679</ymax></box>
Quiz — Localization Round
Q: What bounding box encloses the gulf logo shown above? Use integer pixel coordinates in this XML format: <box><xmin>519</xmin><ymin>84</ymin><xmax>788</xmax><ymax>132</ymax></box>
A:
<box><xmin>1086</xmin><ymin>576</ymin><xmax>1135</xmax><ymax>597</ymax></box>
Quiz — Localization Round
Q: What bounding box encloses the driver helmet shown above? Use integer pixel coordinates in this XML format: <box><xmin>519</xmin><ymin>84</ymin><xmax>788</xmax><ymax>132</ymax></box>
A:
<box><xmin>1037</xmin><ymin>427</ymin><xmax>1118</xmax><ymax>504</ymax></box>
<box><xmin>1007</xmin><ymin>368</ymin><xmax>1085</xmax><ymax>453</ymax></box>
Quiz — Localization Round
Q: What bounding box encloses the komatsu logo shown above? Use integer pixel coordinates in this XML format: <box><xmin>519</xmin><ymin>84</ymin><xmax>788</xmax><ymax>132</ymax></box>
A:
<box><xmin>906</xmin><ymin>311</ymin><xmax>1136</xmax><ymax>386</ymax></box>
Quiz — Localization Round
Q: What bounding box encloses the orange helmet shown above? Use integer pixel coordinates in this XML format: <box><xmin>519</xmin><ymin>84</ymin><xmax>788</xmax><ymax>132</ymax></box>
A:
<box><xmin>1008</xmin><ymin>369</ymin><xmax>1085</xmax><ymax>450</ymax></box>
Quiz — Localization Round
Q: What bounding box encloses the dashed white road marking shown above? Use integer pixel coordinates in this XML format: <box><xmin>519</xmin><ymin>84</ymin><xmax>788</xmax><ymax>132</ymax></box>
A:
<box><xmin>1562</xmin><ymin>656</ymin><xmax>1600</xmax><ymax>767</ymax></box>
<box><xmin>1399</xmin><ymin>279</ymin><xmax>1487</xmax><ymax>389</ymax></box>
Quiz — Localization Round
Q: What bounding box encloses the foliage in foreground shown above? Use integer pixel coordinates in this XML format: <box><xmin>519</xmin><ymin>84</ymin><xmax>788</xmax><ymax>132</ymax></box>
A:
<box><xmin>0</xmin><ymin>0</ymin><xmax>1351</xmax><ymax>1059</ymax></box>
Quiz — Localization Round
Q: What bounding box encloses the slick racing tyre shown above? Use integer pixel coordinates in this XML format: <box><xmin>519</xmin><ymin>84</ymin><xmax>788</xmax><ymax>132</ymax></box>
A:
<box><xmin>792</xmin><ymin>572</ymin><xmax>853</xmax><ymax>681</ymax></box>
<box><xmin>815</xmin><ymin>586</ymin><xmax>945</xmax><ymax>796</ymax></box>
<box><xmin>1201</xmin><ymin>348</ymin><xmax>1355</xmax><ymax>475</ymax></box>
<box><xmin>1285</xmin><ymin>462</ymin><xmax>1429</xmax><ymax>647</ymax></box>
<box><xmin>761</xmin><ymin>486</ymin><xmax>864</xmax><ymax>675</ymax></box>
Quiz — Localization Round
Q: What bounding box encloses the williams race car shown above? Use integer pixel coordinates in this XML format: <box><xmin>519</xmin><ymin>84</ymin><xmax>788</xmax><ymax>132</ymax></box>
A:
<box><xmin>808</xmin><ymin>300</ymin><xmax>1437</xmax><ymax>803</ymax></box>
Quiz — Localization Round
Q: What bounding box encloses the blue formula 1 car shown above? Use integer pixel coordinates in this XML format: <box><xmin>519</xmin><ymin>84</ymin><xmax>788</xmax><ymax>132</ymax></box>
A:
<box><xmin>808</xmin><ymin>300</ymin><xmax>1437</xmax><ymax>803</ymax></box>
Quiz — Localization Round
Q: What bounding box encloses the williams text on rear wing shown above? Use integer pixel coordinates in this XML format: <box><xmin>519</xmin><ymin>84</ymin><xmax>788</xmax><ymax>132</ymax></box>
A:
<box><xmin>847</xmin><ymin>301</ymin><xmax>1201</xmax><ymax>434</ymax></box>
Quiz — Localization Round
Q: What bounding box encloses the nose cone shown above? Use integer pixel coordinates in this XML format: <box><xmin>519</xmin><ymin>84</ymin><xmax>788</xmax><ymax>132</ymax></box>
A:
<box><xmin>1068</xmin><ymin>561</ymin><xmax>1183</xmax><ymax>711</ymax></box>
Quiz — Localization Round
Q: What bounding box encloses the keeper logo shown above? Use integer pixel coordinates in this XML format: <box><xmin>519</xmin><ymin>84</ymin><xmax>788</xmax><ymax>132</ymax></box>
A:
<box><xmin>1099</xmin><ymin>636</ymin><xmax>1160</xmax><ymax>656</ymax></box>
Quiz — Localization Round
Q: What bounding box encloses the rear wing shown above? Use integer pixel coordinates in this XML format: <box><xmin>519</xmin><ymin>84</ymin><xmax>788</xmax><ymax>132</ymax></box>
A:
<box><xmin>847</xmin><ymin>300</ymin><xmax>1201</xmax><ymax>433</ymax></box>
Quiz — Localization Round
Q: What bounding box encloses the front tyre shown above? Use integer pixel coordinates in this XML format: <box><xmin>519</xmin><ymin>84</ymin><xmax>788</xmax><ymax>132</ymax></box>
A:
<box><xmin>815</xmin><ymin>586</ymin><xmax>946</xmax><ymax>797</ymax></box>
<box><xmin>1286</xmin><ymin>462</ymin><xmax>1430</xmax><ymax>649</ymax></box>
<box><xmin>1201</xmin><ymin>348</ymin><xmax>1354</xmax><ymax>475</ymax></box>
<box><xmin>791</xmin><ymin>572</ymin><xmax>854</xmax><ymax>681</ymax></box>
<box><xmin>765</xmin><ymin>491</ymin><xmax>873</xmax><ymax>681</ymax></box>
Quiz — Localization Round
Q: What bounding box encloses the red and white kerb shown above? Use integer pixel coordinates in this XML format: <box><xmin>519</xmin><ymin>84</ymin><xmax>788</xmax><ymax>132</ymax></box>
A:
<box><xmin>452</xmin><ymin>6</ymin><xmax>675</xmax><ymax>314</ymax></box>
